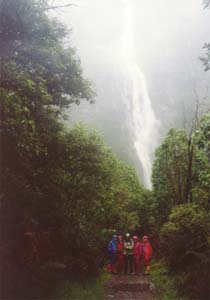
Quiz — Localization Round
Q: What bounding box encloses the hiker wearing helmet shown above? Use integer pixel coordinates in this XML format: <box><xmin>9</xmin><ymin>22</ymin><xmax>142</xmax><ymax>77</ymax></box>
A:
<box><xmin>115</xmin><ymin>235</ymin><xmax>124</xmax><ymax>274</ymax></box>
<box><xmin>133</xmin><ymin>235</ymin><xmax>141</xmax><ymax>275</ymax></box>
<box><xmin>141</xmin><ymin>235</ymin><xmax>153</xmax><ymax>275</ymax></box>
<box><xmin>123</xmin><ymin>232</ymin><xmax>134</xmax><ymax>274</ymax></box>
<box><xmin>106</xmin><ymin>234</ymin><xmax>118</xmax><ymax>274</ymax></box>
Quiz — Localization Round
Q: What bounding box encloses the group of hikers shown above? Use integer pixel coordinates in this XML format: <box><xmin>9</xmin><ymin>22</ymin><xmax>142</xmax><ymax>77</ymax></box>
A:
<box><xmin>107</xmin><ymin>233</ymin><xmax>152</xmax><ymax>275</ymax></box>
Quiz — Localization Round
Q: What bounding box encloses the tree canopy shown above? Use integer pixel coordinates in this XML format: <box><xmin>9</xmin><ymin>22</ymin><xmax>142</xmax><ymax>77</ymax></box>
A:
<box><xmin>0</xmin><ymin>1</ymin><xmax>146</xmax><ymax>296</ymax></box>
<box><xmin>152</xmin><ymin>113</ymin><xmax>210</xmax><ymax>299</ymax></box>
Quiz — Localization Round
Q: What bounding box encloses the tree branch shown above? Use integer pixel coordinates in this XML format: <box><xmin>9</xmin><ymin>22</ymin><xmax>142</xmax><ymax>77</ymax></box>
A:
<box><xmin>203</xmin><ymin>0</ymin><xmax>210</xmax><ymax>8</ymax></box>
<box><xmin>46</xmin><ymin>3</ymin><xmax>77</xmax><ymax>11</ymax></box>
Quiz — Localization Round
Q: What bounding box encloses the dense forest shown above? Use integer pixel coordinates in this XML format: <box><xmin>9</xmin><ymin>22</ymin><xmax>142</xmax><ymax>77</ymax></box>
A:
<box><xmin>0</xmin><ymin>0</ymin><xmax>210</xmax><ymax>299</ymax></box>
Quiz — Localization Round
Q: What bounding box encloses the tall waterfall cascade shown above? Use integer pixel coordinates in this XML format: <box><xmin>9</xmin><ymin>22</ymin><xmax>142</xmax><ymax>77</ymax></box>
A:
<box><xmin>120</xmin><ymin>0</ymin><xmax>159</xmax><ymax>189</ymax></box>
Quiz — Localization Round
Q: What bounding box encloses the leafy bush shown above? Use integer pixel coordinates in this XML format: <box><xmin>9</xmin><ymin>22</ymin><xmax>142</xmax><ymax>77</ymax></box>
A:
<box><xmin>152</xmin><ymin>129</ymin><xmax>190</xmax><ymax>224</ymax></box>
<box><xmin>53</xmin><ymin>124</ymin><xmax>145</xmax><ymax>278</ymax></box>
<box><xmin>56</xmin><ymin>277</ymin><xmax>106</xmax><ymax>300</ymax></box>
<box><xmin>57</xmin><ymin>281</ymin><xmax>104</xmax><ymax>300</ymax></box>
<box><xmin>160</xmin><ymin>204</ymin><xmax>210</xmax><ymax>299</ymax></box>
<box><xmin>150</xmin><ymin>260</ymin><xmax>186</xmax><ymax>300</ymax></box>
<box><xmin>0</xmin><ymin>0</ymin><xmax>146</xmax><ymax>297</ymax></box>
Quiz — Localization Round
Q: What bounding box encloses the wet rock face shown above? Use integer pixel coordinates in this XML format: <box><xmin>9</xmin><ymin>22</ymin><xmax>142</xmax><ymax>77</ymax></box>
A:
<box><xmin>104</xmin><ymin>275</ymin><xmax>152</xmax><ymax>300</ymax></box>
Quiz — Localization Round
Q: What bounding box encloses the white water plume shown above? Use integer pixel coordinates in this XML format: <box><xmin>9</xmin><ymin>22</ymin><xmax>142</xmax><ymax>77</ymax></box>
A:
<box><xmin>120</xmin><ymin>0</ymin><xmax>160</xmax><ymax>189</ymax></box>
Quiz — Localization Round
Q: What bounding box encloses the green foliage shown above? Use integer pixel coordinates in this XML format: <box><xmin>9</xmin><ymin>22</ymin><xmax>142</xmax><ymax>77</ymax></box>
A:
<box><xmin>0</xmin><ymin>0</ymin><xmax>145</xmax><ymax>283</ymax></box>
<box><xmin>56</xmin><ymin>271</ymin><xmax>109</xmax><ymax>300</ymax></box>
<box><xmin>200</xmin><ymin>43</ymin><xmax>210</xmax><ymax>71</ymax></box>
<box><xmin>192</xmin><ymin>113</ymin><xmax>210</xmax><ymax>209</ymax></box>
<box><xmin>130</xmin><ymin>188</ymin><xmax>157</xmax><ymax>237</ymax></box>
<box><xmin>160</xmin><ymin>204</ymin><xmax>210</xmax><ymax>299</ymax></box>
<box><xmin>152</xmin><ymin>121</ymin><xmax>210</xmax><ymax>224</ymax></box>
<box><xmin>0</xmin><ymin>0</ymin><xmax>93</xmax><ymax>108</ymax></box>
<box><xmin>0</xmin><ymin>0</ymin><xmax>146</xmax><ymax>288</ymax></box>
<box><xmin>160</xmin><ymin>204</ymin><xmax>210</xmax><ymax>267</ymax></box>
<box><xmin>0</xmin><ymin>0</ymin><xmax>94</xmax><ymax>227</ymax></box>
<box><xmin>48</xmin><ymin>124</ymin><xmax>145</xmax><ymax>277</ymax></box>
<box><xmin>195</xmin><ymin>113</ymin><xmax>210</xmax><ymax>160</ymax></box>
<box><xmin>56</xmin><ymin>279</ymin><xmax>105</xmax><ymax>300</ymax></box>
<box><xmin>152</xmin><ymin>116</ymin><xmax>210</xmax><ymax>299</ymax></box>
<box><xmin>201</xmin><ymin>2</ymin><xmax>210</xmax><ymax>69</ymax></box>
<box><xmin>192</xmin><ymin>149</ymin><xmax>210</xmax><ymax>209</ymax></box>
<box><xmin>152</xmin><ymin>129</ymin><xmax>190</xmax><ymax>223</ymax></box>
<box><xmin>150</xmin><ymin>260</ymin><xmax>187</xmax><ymax>300</ymax></box>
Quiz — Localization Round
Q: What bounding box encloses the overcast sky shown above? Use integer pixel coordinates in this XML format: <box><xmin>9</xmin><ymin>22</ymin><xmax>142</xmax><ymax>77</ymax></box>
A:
<box><xmin>55</xmin><ymin>0</ymin><xmax>210</xmax><ymax>67</ymax></box>
<box><xmin>53</xmin><ymin>0</ymin><xmax>210</xmax><ymax>114</ymax></box>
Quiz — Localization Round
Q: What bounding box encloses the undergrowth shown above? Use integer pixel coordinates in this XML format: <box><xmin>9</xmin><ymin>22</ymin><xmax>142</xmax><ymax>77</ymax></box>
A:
<box><xmin>150</xmin><ymin>260</ymin><xmax>188</xmax><ymax>300</ymax></box>
<box><xmin>56</xmin><ymin>271</ymin><xmax>110</xmax><ymax>300</ymax></box>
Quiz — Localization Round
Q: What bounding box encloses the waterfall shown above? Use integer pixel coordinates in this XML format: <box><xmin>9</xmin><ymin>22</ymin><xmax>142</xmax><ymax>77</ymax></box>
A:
<box><xmin>120</xmin><ymin>0</ymin><xmax>159</xmax><ymax>189</ymax></box>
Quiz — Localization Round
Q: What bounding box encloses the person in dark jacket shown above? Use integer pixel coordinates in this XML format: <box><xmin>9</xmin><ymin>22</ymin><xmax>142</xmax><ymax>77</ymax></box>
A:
<box><xmin>123</xmin><ymin>232</ymin><xmax>134</xmax><ymax>274</ymax></box>
<box><xmin>106</xmin><ymin>234</ymin><xmax>117</xmax><ymax>273</ymax></box>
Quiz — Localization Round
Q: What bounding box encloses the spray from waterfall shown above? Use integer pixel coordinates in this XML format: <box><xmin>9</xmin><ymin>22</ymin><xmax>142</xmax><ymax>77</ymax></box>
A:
<box><xmin>120</xmin><ymin>0</ymin><xmax>159</xmax><ymax>189</ymax></box>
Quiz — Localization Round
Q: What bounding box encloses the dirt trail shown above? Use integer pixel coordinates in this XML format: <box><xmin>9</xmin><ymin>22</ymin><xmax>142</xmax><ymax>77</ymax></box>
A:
<box><xmin>104</xmin><ymin>274</ymin><xmax>153</xmax><ymax>300</ymax></box>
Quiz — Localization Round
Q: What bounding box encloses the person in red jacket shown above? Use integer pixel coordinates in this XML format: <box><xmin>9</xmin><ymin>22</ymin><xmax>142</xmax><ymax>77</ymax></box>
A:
<box><xmin>141</xmin><ymin>235</ymin><xmax>153</xmax><ymax>275</ymax></box>
<box><xmin>133</xmin><ymin>236</ymin><xmax>141</xmax><ymax>275</ymax></box>
<box><xmin>116</xmin><ymin>235</ymin><xmax>124</xmax><ymax>274</ymax></box>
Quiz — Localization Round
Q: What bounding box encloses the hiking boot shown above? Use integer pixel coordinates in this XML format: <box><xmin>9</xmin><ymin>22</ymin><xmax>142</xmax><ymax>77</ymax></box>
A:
<box><xmin>106</xmin><ymin>263</ymin><xmax>111</xmax><ymax>273</ymax></box>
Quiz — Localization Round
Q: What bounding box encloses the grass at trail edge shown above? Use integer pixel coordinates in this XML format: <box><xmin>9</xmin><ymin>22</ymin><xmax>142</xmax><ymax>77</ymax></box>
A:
<box><xmin>150</xmin><ymin>260</ymin><xmax>188</xmax><ymax>300</ymax></box>
<box><xmin>55</xmin><ymin>271</ymin><xmax>110</xmax><ymax>300</ymax></box>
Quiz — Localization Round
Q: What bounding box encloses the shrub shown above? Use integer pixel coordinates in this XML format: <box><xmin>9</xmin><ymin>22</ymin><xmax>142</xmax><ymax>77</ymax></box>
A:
<box><xmin>160</xmin><ymin>204</ymin><xmax>210</xmax><ymax>299</ymax></box>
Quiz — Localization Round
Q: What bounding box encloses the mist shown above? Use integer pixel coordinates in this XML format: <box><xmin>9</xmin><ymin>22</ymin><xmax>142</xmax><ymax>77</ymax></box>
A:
<box><xmin>53</xmin><ymin>0</ymin><xmax>210</xmax><ymax>187</ymax></box>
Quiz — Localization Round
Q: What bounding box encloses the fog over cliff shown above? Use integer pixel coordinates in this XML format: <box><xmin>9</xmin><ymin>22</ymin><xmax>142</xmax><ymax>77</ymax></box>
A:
<box><xmin>54</xmin><ymin>0</ymin><xmax>210</xmax><ymax>186</ymax></box>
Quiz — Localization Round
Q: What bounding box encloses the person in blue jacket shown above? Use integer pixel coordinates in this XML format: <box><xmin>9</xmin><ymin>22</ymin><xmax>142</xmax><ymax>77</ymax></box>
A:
<box><xmin>106</xmin><ymin>234</ymin><xmax>117</xmax><ymax>273</ymax></box>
